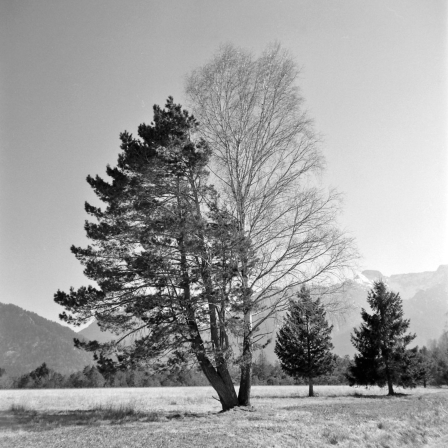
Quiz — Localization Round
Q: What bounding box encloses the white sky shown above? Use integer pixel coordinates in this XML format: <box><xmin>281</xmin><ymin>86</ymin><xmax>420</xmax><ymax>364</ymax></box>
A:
<box><xmin>1</xmin><ymin>0</ymin><xmax>447</xmax><ymax>323</ymax></box>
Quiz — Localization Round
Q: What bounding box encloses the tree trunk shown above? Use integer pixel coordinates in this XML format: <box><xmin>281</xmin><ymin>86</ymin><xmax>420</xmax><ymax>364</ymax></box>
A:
<box><xmin>196</xmin><ymin>351</ymin><xmax>239</xmax><ymax>410</ymax></box>
<box><xmin>308</xmin><ymin>377</ymin><xmax>314</xmax><ymax>397</ymax></box>
<box><xmin>238</xmin><ymin>332</ymin><xmax>253</xmax><ymax>406</ymax></box>
<box><xmin>384</xmin><ymin>358</ymin><xmax>394</xmax><ymax>396</ymax></box>
<box><xmin>203</xmin><ymin>269</ymin><xmax>238</xmax><ymax>408</ymax></box>
<box><xmin>186</xmin><ymin>281</ymin><xmax>238</xmax><ymax>410</ymax></box>
<box><xmin>386</xmin><ymin>366</ymin><xmax>394</xmax><ymax>396</ymax></box>
<box><xmin>177</xmin><ymin>209</ymin><xmax>238</xmax><ymax>411</ymax></box>
<box><xmin>387</xmin><ymin>379</ymin><xmax>395</xmax><ymax>396</ymax></box>
<box><xmin>238</xmin><ymin>251</ymin><xmax>253</xmax><ymax>407</ymax></box>
<box><xmin>186</xmin><ymin>172</ymin><xmax>239</xmax><ymax>410</ymax></box>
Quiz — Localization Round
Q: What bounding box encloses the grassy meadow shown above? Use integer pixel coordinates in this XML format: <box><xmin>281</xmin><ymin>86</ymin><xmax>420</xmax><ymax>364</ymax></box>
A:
<box><xmin>1</xmin><ymin>385</ymin><xmax>447</xmax><ymax>447</ymax></box>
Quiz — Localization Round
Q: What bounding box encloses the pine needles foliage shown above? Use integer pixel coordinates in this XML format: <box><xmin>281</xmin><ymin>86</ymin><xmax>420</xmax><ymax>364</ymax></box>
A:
<box><xmin>275</xmin><ymin>287</ymin><xmax>335</xmax><ymax>396</ymax></box>
<box><xmin>54</xmin><ymin>98</ymin><xmax>248</xmax><ymax>410</ymax></box>
<box><xmin>347</xmin><ymin>281</ymin><xmax>416</xmax><ymax>395</ymax></box>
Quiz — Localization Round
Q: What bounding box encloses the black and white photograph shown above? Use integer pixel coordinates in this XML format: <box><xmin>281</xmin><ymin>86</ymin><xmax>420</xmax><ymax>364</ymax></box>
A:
<box><xmin>1</xmin><ymin>1</ymin><xmax>447</xmax><ymax>446</ymax></box>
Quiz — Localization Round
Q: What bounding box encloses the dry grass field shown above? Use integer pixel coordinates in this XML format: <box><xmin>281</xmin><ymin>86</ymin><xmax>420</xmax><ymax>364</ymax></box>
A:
<box><xmin>1</xmin><ymin>385</ymin><xmax>447</xmax><ymax>447</ymax></box>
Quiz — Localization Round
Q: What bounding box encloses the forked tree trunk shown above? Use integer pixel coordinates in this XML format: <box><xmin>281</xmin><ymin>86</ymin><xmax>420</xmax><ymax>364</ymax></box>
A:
<box><xmin>178</xmin><ymin>216</ymin><xmax>238</xmax><ymax>411</ymax></box>
<box><xmin>309</xmin><ymin>377</ymin><xmax>314</xmax><ymax>397</ymax></box>
<box><xmin>186</xmin><ymin>280</ymin><xmax>238</xmax><ymax>410</ymax></box>
<box><xmin>207</xmin><ymin>297</ymin><xmax>238</xmax><ymax>409</ymax></box>
<box><xmin>203</xmin><ymin>274</ymin><xmax>238</xmax><ymax>409</ymax></box>
<box><xmin>186</xmin><ymin>173</ymin><xmax>239</xmax><ymax>411</ymax></box>
<box><xmin>196</xmin><ymin>351</ymin><xmax>238</xmax><ymax>410</ymax></box>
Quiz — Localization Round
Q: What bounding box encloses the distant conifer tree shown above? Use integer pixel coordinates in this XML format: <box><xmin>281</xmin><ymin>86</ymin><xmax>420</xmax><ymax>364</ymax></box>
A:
<box><xmin>347</xmin><ymin>281</ymin><xmax>416</xmax><ymax>395</ymax></box>
<box><xmin>415</xmin><ymin>347</ymin><xmax>434</xmax><ymax>388</ymax></box>
<box><xmin>275</xmin><ymin>287</ymin><xmax>335</xmax><ymax>396</ymax></box>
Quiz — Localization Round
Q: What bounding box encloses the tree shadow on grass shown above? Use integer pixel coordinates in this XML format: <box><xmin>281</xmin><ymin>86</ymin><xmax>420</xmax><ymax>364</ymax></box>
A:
<box><xmin>251</xmin><ymin>394</ymin><xmax>308</xmax><ymax>399</ymax></box>
<box><xmin>0</xmin><ymin>409</ymin><xmax>163</xmax><ymax>432</ymax></box>
<box><xmin>166</xmin><ymin>412</ymin><xmax>211</xmax><ymax>420</ymax></box>
<box><xmin>277</xmin><ymin>392</ymin><xmax>413</xmax><ymax>410</ymax></box>
<box><xmin>351</xmin><ymin>392</ymin><xmax>410</xmax><ymax>399</ymax></box>
<box><xmin>254</xmin><ymin>391</ymin><xmax>411</xmax><ymax>401</ymax></box>
<box><xmin>0</xmin><ymin>408</ymin><xmax>218</xmax><ymax>432</ymax></box>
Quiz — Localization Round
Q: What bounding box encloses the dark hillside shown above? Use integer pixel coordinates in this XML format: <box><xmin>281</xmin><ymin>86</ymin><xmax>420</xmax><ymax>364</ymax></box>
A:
<box><xmin>0</xmin><ymin>303</ymin><xmax>94</xmax><ymax>376</ymax></box>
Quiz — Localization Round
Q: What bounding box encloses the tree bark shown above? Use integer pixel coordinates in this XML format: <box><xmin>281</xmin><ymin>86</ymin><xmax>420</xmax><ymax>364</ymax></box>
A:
<box><xmin>238</xmin><ymin>332</ymin><xmax>253</xmax><ymax>406</ymax></box>
<box><xmin>387</xmin><ymin>380</ymin><xmax>395</xmax><ymax>396</ymax></box>
<box><xmin>185</xmin><ymin>276</ymin><xmax>238</xmax><ymax>410</ymax></box>
<box><xmin>207</xmin><ymin>295</ymin><xmax>238</xmax><ymax>407</ymax></box>
<box><xmin>385</xmin><ymin>361</ymin><xmax>394</xmax><ymax>396</ymax></box>
<box><xmin>195</xmin><ymin>349</ymin><xmax>239</xmax><ymax>410</ymax></box>
<box><xmin>238</xmin><ymin>264</ymin><xmax>253</xmax><ymax>407</ymax></box>
<box><xmin>186</xmin><ymin>169</ymin><xmax>239</xmax><ymax>409</ymax></box>
<box><xmin>309</xmin><ymin>377</ymin><xmax>314</xmax><ymax>397</ymax></box>
<box><xmin>184</xmin><ymin>275</ymin><xmax>239</xmax><ymax>410</ymax></box>
<box><xmin>177</xmin><ymin>195</ymin><xmax>238</xmax><ymax>411</ymax></box>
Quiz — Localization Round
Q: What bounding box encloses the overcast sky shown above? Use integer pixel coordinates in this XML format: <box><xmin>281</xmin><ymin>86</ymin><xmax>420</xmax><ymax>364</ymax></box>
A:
<box><xmin>1</xmin><ymin>0</ymin><xmax>446</xmax><ymax>324</ymax></box>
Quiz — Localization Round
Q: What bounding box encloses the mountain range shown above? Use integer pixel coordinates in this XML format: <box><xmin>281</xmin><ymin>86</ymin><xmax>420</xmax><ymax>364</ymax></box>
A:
<box><xmin>253</xmin><ymin>265</ymin><xmax>448</xmax><ymax>361</ymax></box>
<box><xmin>332</xmin><ymin>265</ymin><xmax>448</xmax><ymax>356</ymax></box>
<box><xmin>0</xmin><ymin>303</ymin><xmax>94</xmax><ymax>376</ymax></box>
<box><xmin>1</xmin><ymin>265</ymin><xmax>446</xmax><ymax>375</ymax></box>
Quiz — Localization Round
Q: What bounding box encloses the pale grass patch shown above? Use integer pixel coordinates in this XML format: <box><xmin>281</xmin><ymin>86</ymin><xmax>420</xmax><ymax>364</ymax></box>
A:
<box><xmin>0</xmin><ymin>385</ymin><xmax>438</xmax><ymax>414</ymax></box>
<box><xmin>321</xmin><ymin>425</ymin><xmax>351</xmax><ymax>445</ymax></box>
<box><xmin>0</xmin><ymin>386</ymin><xmax>447</xmax><ymax>447</ymax></box>
<box><xmin>87</xmin><ymin>401</ymin><xmax>162</xmax><ymax>422</ymax></box>
<box><xmin>0</xmin><ymin>386</ymin><xmax>223</xmax><ymax>414</ymax></box>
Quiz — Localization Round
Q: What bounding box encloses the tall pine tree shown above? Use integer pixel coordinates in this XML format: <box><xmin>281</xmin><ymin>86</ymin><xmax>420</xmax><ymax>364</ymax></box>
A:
<box><xmin>348</xmin><ymin>281</ymin><xmax>416</xmax><ymax>395</ymax></box>
<box><xmin>275</xmin><ymin>287</ymin><xmax>335</xmax><ymax>396</ymax></box>
<box><xmin>54</xmin><ymin>98</ymin><xmax>248</xmax><ymax>410</ymax></box>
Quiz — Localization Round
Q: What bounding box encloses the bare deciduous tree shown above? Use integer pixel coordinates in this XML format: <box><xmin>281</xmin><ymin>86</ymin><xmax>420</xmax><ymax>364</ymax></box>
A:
<box><xmin>186</xmin><ymin>43</ymin><xmax>357</xmax><ymax>405</ymax></box>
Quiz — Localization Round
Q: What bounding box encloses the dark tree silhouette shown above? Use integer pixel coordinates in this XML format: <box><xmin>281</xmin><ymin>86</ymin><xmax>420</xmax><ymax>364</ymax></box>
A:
<box><xmin>348</xmin><ymin>281</ymin><xmax>416</xmax><ymax>395</ymax></box>
<box><xmin>275</xmin><ymin>287</ymin><xmax>335</xmax><ymax>396</ymax></box>
<box><xmin>54</xmin><ymin>98</ymin><xmax>249</xmax><ymax>410</ymax></box>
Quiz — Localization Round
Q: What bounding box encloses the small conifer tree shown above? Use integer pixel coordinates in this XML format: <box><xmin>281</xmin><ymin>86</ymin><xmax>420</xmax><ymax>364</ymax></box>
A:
<box><xmin>275</xmin><ymin>287</ymin><xmax>335</xmax><ymax>396</ymax></box>
<box><xmin>348</xmin><ymin>281</ymin><xmax>416</xmax><ymax>395</ymax></box>
<box><xmin>416</xmin><ymin>347</ymin><xmax>434</xmax><ymax>388</ymax></box>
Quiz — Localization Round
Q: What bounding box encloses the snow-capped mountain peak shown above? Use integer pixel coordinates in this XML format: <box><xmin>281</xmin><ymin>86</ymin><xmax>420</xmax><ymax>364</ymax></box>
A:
<box><xmin>352</xmin><ymin>271</ymin><xmax>374</xmax><ymax>287</ymax></box>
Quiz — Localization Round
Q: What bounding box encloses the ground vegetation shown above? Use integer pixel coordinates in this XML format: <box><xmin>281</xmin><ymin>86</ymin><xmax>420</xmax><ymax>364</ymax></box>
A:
<box><xmin>1</xmin><ymin>386</ymin><xmax>447</xmax><ymax>448</ymax></box>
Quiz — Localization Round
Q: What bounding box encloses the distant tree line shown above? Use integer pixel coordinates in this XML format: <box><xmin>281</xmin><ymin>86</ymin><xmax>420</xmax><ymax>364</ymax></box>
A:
<box><xmin>0</xmin><ymin>363</ymin><xmax>209</xmax><ymax>389</ymax></box>
<box><xmin>2</xmin><ymin>283</ymin><xmax>447</xmax><ymax>392</ymax></box>
<box><xmin>0</xmin><ymin>353</ymin><xmax>352</xmax><ymax>390</ymax></box>
<box><xmin>0</xmin><ymin>338</ymin><xmax>446</xmax><ymax>391</ymax></box>
<box><xmin>422</xmin><ymin>332</ymin><xmax>448</xmax><ymax>386</ymax></box>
